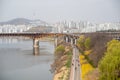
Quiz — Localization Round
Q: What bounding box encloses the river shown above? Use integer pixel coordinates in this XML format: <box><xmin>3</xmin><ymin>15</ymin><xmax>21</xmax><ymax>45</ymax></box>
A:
<box><xmin>0</xmin><ymin>38</ymin><xmax>54</xmax><ymax>80</ymax></box>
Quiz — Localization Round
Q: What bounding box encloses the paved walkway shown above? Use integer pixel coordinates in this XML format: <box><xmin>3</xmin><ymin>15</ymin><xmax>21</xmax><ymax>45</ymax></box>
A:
<box><xmin>69</xmin><ymin>46</ymin><xmax>81</xmax><ymax>80</ymax></box>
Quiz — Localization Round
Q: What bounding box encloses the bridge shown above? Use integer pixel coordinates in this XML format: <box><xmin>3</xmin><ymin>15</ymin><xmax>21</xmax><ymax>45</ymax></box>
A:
<box><xmin>0</xmin><ymin>32</ymin><xmax>120</xmax><ymax>55</ymax></box>
<box><xmin>0</xmin><ymin>32</ymin><xmax>78</xmax><ymax>55</ymax></box>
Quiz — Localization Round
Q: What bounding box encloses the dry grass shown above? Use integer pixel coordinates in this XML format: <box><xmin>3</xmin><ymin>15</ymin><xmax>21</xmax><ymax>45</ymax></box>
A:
<box><xmin>83</xmin><ymin>68</ymin><xmax>99</xmax><ymax>80</ymax></box>
<box><xmin>52</xmin><ymin>44</ymin><xmax>72</xmax><ymax>80</ymax></box>
<box><xmin>53</xmin><ymin>67</ymin><xmax>70</xmax><ymax>80</ymax></box>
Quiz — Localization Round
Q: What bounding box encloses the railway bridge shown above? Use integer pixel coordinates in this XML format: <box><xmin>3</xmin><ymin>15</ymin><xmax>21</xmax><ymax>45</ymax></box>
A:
<box><xmin>0</xmin><ymin>32</ymin><xmax>78</xmax><ymax>55</ymax></box>
<box><xmin>0</xmin><ymin>32</ymin><xmax>120</xmax><ymax>55</ymax></box>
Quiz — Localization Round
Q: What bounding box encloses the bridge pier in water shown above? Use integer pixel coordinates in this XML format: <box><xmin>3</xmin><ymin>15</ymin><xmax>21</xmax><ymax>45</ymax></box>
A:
<box><xmin>33</xmin><ymin>38</ymin><xmax>39</xmax><ymax>55</ymax></box>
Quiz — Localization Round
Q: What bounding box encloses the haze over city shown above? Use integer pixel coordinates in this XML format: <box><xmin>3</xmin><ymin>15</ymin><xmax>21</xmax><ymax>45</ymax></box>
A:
<box><xmin>0</xmin><ymin>0</ymin><xmax>120</xmax><ymax>80</ymax></box>
<box><xmin>0</xmin><ymin>0</ymin><xmax>120</xmax><ymax>23</ymax></box>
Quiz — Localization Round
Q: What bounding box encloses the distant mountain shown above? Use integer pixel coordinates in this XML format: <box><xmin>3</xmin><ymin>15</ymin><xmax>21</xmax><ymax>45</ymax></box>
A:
<box><xmin>0</xmin><ymin>18</ymin><xmax>49</xmax><ymax>26</ymax></box>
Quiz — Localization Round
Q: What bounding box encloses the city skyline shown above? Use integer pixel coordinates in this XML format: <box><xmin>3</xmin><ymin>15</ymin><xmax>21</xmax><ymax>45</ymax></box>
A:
<box><xmin>0</xmin><ymin>0</ymin><xmax>120</xmax><ymax>23</ymax></box>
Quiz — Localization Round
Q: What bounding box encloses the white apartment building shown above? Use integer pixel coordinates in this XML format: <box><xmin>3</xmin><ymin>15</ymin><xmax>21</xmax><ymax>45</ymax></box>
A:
<box><xmin>0</xmin><ymin>24</ymin><xmax>33</xmax><ymax>33</ymax></box>
<box><xmin>53</xmin><ymin>21</ymin><xmax>120</xmax><ymax>33</ymax></box>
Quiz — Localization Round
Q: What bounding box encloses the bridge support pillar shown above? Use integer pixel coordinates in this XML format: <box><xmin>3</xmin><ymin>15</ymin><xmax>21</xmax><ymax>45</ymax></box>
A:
<box><xmin>74</xmin><ymin>39</ymin><xmax>77</xmax><ymax>45</ymax></box>
<box><xmin>68</xmin><ymin>37</ymin><xmax>71</xmax><ymax>42</ymax></box>
<box><xmin>33</xmin><ymin>39</ymin><xmax>39</xmax><ymax>55</ymax></box>
<box><xmin>65</xmin><ymin>36</ymin><xmax>68</xmax><ymax>43</ymax></box>
<box><xmin>71</xmin><ymin>38</ymin><xmax>73</xmax><ymax>45</ymax></box>
<box><xmin>54</xmin><ymin>37</ymin><xmax>58</xmax><ymax>47</ymax></box>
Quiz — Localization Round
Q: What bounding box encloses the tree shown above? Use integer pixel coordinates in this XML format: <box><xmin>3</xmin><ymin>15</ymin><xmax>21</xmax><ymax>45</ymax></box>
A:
<box><xmin>98</xmin><ymin>40</ymin><xmax>120</xmax><ymax>80</ymax></box>
<box><xmin>84</xmin><ymin>37</ymin><xmax>91</xmax><ymax>50</ymax></box>
<box><xmin>77</xmin><ymin>35</ymin><xmax>85</xmax><ymax>51</ymax></box>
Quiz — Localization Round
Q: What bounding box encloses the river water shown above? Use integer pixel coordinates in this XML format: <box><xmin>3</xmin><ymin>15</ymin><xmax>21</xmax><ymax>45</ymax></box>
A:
<box><xmin>0</xmin><ymin>38</ymin><xmax>54</xmax><ymax>80</ymax></box>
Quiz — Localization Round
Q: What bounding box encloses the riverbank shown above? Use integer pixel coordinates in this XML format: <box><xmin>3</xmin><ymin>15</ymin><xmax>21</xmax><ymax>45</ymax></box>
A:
<box><xmin>51</xmin><ymin>43</ymin><xmax>72</xmax><ymax>80</ymax></box>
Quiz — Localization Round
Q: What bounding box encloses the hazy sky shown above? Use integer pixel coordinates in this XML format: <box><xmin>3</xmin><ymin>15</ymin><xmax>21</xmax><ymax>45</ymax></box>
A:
<box><xmin>0</xmin><ymin>0</ymin><xmax>120</xmax><ymax>23</ymax></box>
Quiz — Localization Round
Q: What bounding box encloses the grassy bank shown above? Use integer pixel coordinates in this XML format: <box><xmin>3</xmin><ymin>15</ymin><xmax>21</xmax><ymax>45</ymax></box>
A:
<box><xmin>52</xmin><ymin>44</ymin><xmax>72</xmax><ymax>80</ymax></box>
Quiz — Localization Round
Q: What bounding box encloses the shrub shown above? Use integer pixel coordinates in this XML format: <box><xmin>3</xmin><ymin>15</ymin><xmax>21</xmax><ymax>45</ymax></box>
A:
<box><xmin>55</xmin><ymin>45</ymin><xmax>65</xmax><ymax>58</ymax></box>
<box><xmin>84</xmin><ymin>37</ymin><xmax>91</xmax><ymax>50</ymax></box>
<box><xmin>77</xmin><ymin>35</ymin><xmax>85</xmax><ymax>51</ymax></box>
<box><xmin>65</xmin><ymin>51</ymin><xmax>72</xmax><ymax>68</ymax></box>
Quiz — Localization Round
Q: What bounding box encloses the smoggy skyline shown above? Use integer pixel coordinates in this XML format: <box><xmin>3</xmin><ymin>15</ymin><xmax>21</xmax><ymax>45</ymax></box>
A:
<box><xmin>0</xmin><ymin>0</ymin><xmax>120</xmax><ymax>23</ymax></box>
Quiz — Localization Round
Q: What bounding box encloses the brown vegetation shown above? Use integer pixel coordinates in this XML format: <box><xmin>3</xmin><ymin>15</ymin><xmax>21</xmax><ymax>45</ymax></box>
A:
<box><xmin>77</xmin><ymin>33</ymin><xmax>112</xmax><ymax>67</ymax></box>
<box><xmin>88</xmin><ymin>33</ymin><xmax>112</xmax><ymax>67</ymax></box>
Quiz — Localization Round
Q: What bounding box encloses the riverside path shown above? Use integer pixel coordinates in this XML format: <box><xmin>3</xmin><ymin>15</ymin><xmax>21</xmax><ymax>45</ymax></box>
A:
<box><xmin>69</xmin><ymin>45</ymin><xmax>81</xmax><ymax>80</ymax></box>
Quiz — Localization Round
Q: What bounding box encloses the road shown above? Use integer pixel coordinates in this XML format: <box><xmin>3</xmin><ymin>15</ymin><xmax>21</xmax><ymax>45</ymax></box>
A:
<box><xmin>69</xmin><ymin>45</ymin><xmax>81</xmax><ymax>80</ymax></box>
